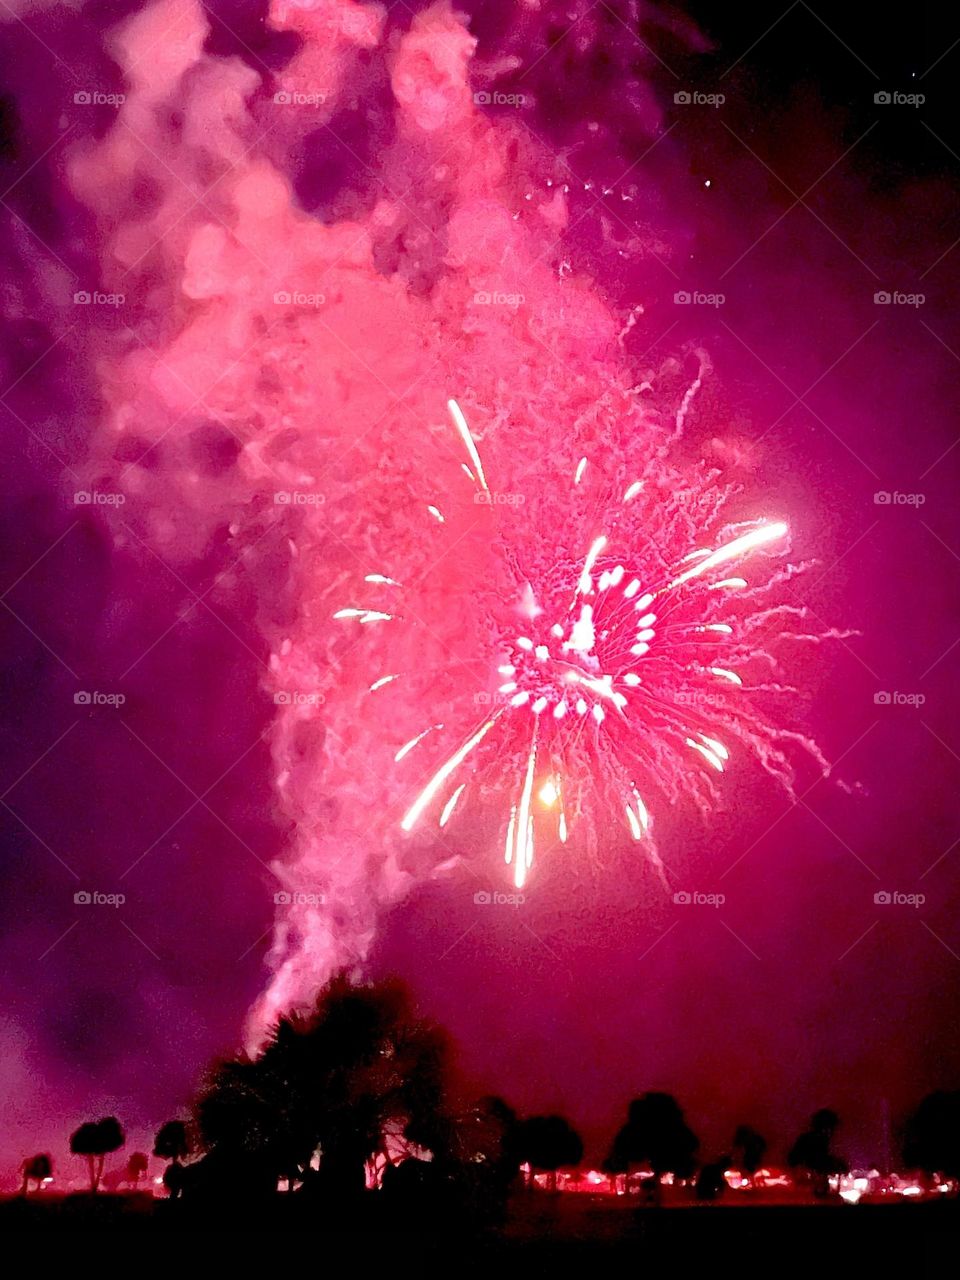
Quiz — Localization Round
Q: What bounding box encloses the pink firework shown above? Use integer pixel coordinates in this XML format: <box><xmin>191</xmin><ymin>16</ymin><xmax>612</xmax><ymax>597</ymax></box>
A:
<box><xmin>335</xmin><ymin>392</ymin><xmax>832</xmax><ymax>890</ymax></box>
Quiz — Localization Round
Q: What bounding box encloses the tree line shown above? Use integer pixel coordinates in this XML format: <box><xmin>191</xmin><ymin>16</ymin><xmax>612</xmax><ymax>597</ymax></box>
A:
<box><xmin>19</xmin><ymin>976</ymin><xmax>960</xmax><ymax>1211</ymax></box>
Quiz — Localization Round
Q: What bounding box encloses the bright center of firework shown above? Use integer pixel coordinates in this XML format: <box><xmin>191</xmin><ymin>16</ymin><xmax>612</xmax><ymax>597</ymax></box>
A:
<box><xmin>498</xmin><ymin>573</ymin><xmax>655</xmax><ymax>726</ymax></box>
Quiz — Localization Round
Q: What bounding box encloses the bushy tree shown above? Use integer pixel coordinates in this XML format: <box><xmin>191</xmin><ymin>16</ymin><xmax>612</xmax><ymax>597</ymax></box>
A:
<box><xmin>606</xmin><ymin>1093</ymin><xmax>699</xmax><ymax>1203</ymax></box>
<box><xmin>787</xmin><ymin>1109</ymin><xmax>847</xmax><ymax>1195</ymax></box>
<box><xmin>20</xmin><ymin>1153</ymin><xmax>52</xmax><ymax>1195</ymax></box>
<box><xmin>69</xmin><ymin>1116</ymin><xmax>125</xmax><ymax>1192</ymax></box>
<box><xmin>193</xmin><ymin>975</ymin><xmax>454</xmax><ymax>1200</ymax></box>
<box><xmin>517</xmin><ymin>1114</ymin><xmax>584</xmax><ymax>1191</ymax></box>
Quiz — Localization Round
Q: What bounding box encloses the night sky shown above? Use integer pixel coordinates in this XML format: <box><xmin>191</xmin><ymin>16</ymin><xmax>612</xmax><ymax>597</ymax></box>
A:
<box><xmin>1</xmin><ymin>0</ymin><xmax>959</xmax><ymax>1182</ymax></box>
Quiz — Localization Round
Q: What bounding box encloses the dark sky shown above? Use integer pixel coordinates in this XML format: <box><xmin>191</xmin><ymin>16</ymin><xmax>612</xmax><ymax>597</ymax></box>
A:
<box><xmin>1</xmin><ymin>0</ymin><xmax>959</xmax><ymax>1181</ymax></box>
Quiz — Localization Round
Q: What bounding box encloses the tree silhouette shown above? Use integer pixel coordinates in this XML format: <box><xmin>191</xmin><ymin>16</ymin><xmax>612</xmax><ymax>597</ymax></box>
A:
<box><xmin>517</xmin><ymin>1114</ymin><xmax>583</xmax><ymax>1191</ymax></box>
<box><xmin>194</xmin><ymin>974</ymin><xmax>455</xmax><ymax>1201</ymax></box>
<box><xmin>787</xmin><ymin>1109</ymin><xmax>848</xmax><ymax>1196</ymax></box>
<box><xmin>607</xmin><ymin>1093</ymin><xmax>699</xmax><ymax>1203</ymax></box>
<box><xmin>125</xmin><ymin>1151</ymin><xmax>149</xmax><ymax>1188</ymax></box>
<box><xmin>154</xmin><ymin>1119</ymin><xmax>192</xmax><ymax>1165</ymax></box>
<box><xmin>69</xmin><ymin>1117</ymin><xmax>125</xmax><ymax>1192</ymax></box>
<box><xmin>20</xmin><ymin>1153</ymin><xmax>52</xmax><ymax>1196</ymax></box>
<box><xmin>732</xmin><ymin>1124</ymin><xmax>768</xmax><ymax>1181</ymax></box>
<box><xmin>903</xmin><ymin>1090</ymin><xmax>960</xmax><ymax>1182</ymax></box>
<box><xmin>695</xmin><ymin>1155</ymin><xmax>729</xmax><ymax>1201</ymax></box>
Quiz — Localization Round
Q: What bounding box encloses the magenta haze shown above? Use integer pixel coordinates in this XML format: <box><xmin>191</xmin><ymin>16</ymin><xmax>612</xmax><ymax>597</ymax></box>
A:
<box><xmin>0</xmin><ymin>0</ymin><xmax>958</xmax><ymax>1181</ymax></box>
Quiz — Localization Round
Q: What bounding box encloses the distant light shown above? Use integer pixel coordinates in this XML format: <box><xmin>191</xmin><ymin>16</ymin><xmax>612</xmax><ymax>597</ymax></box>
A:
<box><xmin>539</xmin><ymin>778</ymin><xmax>559</xmax><ymax>807</ymax></box>
<box><xmin>704</xmin><ymin>180</ymin><xmax>711</xmax><ymax>187</ymax></box>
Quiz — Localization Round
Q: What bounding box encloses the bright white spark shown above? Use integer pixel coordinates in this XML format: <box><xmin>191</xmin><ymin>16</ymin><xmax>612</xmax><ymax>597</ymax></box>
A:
<box><xmin>401</xmin><ymin>717</ymin><xmax>499</xmax><ymax>832</ymax></box>
<box><xmin>686</xmin><ymin>737</ymin><xmax>725</xmax><ymax>772</ymax></box>
<box><xmin>369</xmin><ymin>675</ymin><xmax>399</xmax><ymax>692</ymax></box>
<box><xmin>576</xmin><ymin>535</ymin><xmax>608</xmax><ymax>597</ymax></box>
<box><xmin>708</xmin><ymin>667</ymin><xmax>743</xmax><ymax>685</ymax></box>
<box><xmin>670</xmin><ymin>523</ymin><xmax>787</xmax><ymax>590</ymax></box>
<box><xmin>395</xmin><ymin>724</ymin><xmax>443</xmax><ymax>763</ymax></box>
<box><xmin>334</xmin><ymin>608</ymin><xmax>394</xmax><ymax>624</ymax></box>
<box><xmin>447</xmin><ymin>399</ymin><xmax>490</xmax><ymax>494</ymax></box>
<box><xmin>439</xmin><ymin>783</ymin><xmax>466</xmax><ymax>828</ymax></box>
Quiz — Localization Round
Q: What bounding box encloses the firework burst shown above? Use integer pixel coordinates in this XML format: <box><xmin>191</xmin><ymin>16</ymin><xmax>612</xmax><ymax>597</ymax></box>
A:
<box><xmin>336</xmin><ymin>393</ymin><xmax>834</xmax><ymax>889</ymax></box>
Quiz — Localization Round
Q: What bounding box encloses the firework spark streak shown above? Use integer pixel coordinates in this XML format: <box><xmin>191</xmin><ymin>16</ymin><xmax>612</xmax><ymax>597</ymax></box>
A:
<box><xmin>337</xmin><ymin>399</ymin><xmax>833</xmax><ymax>889</ymax></box>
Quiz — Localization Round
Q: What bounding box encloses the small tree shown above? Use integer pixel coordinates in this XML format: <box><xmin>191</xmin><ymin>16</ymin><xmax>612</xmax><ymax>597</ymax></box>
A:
<box><xmin>125</xmin><ymin>1151</ymin><xmax>149</xmax><ymax>1188</ymax></box>
<box><xmin>903</xmin><ymin>1091</ymin><xmax>960</xmax><ymax>1184</ymax></box>
<box><xmin>607</xmin><ymin>1093</ymin><xmax>699</xmax><ymax>1203</ymax></box>
<box><xmin>70</xmin><ymin>1117</ymin><xmax>125</xmax><ymax>1192</ymax></box>
<box><xmin>518</xmin><ymin>1114</ymin><xmax>583</xmax><ymax>1191</ymax></box>
<box><xmin>154</xmin><ymin>1119</ymin><xmax>191</xmax><ymax>1164</ymax></box>
<box><xmin>732</xmin><ymin>1124</ymin><xmax>768</xmax><ymax>1182</ymax></box>
<box><xmin>20</xmin><ymin>1153</ymin><xmax>52</xmax><ymax>1196</ymax></box>
<box><xmin>788</xmin><ymin>1109</ymin><xmax>847</xmax><ymax>1196</ymax></box>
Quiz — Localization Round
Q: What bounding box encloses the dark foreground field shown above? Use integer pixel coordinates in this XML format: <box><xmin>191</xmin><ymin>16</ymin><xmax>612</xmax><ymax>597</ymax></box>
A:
<box><xmin>1</xmin><ymin>1192</ymin><xmax>955</xmax><ymax>1270</ymax></box>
